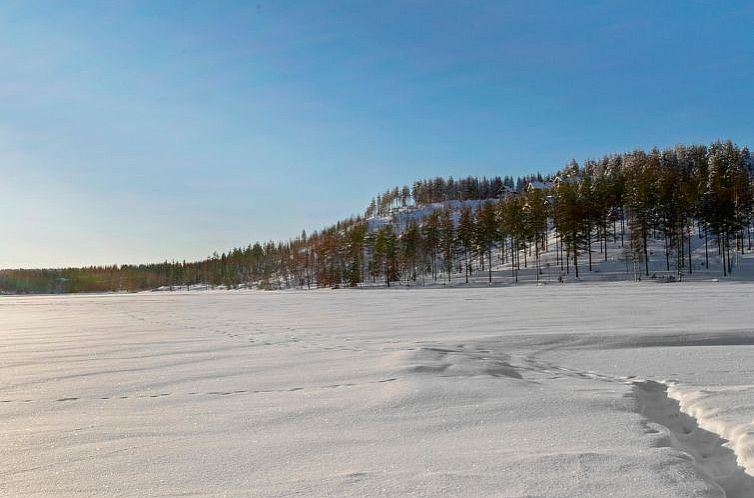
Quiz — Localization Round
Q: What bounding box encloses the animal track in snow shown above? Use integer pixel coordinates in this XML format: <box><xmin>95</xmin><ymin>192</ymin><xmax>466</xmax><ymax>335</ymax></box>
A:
<box><xmin>0</xmin><ymin>377</ymin><xmax>401</xmax><ymax>405</ymax></box>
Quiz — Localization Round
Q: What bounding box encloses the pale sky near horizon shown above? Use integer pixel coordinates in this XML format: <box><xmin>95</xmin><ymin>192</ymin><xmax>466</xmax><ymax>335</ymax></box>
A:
<box><xmin>2</xmin><ymin>1</ymin><xmax>754</xmax><ymax>268</ymax></box>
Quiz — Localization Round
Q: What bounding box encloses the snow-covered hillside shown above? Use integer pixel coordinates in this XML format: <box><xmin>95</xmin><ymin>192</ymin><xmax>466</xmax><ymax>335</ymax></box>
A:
<box><xmin>362</xmin><ymin>199</ymin><xmax>754</xmax><ymax>288</ymax></box>
<box><xmin>366</xmin><ymin>199</ymin><xmax>490</xmax><ymax>233</ymax></box>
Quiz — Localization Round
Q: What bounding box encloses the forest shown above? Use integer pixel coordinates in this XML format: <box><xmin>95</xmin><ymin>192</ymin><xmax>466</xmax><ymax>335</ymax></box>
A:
<box><xmin>1</xmin><ymin>140</ymin><xmax>752</xmax><ymax>294</ymax></box>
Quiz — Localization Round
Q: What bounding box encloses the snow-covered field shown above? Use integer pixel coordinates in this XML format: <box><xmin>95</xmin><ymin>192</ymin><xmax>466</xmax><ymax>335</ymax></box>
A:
<box><xmin>2</xmin><ymin>284</ymin><xmax>754</xmax><ymax>497</ymax></box>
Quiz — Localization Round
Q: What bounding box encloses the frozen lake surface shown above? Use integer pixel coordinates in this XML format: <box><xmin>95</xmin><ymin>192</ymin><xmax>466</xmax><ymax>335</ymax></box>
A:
<box><xmin>2</xmin><ymin>283</ymin><xmax>754</xmax><ymax>497</ymax></box>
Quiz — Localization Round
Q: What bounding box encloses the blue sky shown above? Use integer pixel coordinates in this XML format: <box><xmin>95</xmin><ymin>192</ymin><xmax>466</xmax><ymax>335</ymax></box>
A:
<box><xmin>2</xmin><ymin>1</ymin><xmax>753</xmax><ymax>268</ymax></box>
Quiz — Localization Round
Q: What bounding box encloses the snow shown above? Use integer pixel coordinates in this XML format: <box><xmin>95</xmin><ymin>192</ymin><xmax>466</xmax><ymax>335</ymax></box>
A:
<box><xmin>366</xmin><ymin>199</ymin><xmax>491</xmax><ymax>233</ymax></box>
<box><xmin>1</xmin><ymin>283</ymin><xmax>753</xmax><ymax>496</ymax></box>
<box><xmin>667</xmin><ymin>384</ymin><xmax>754</xmax><ymax>477</ymax></box>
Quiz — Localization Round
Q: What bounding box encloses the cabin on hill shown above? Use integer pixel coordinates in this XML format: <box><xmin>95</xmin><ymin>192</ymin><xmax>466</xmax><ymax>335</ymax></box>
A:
<box><xmin>526</xmin><ymin>180</ymin><xmax>554</xmax><ymax>191</ymax></box>
<box><xmin>497</xmin><ymin>184</ymin><xmax>518</xmax><ymax>198</ymax></box>
<box><xmin>552</xmin><ymin>175</ymin><xmax>581</xmax><ymax>188</ymax></box>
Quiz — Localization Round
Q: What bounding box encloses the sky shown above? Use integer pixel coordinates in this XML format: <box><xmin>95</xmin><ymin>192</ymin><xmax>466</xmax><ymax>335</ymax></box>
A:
<box><xmin>2</xmin><ymin>1</ymin><xmax>754</xmax><ymax>268</ymax></box>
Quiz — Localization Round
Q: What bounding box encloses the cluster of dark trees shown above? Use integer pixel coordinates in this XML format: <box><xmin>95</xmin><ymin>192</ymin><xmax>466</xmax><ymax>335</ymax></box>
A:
<box><xmin>1</xmin><ymin>141</ymin><xmax>752</xmax><ymax>294</ymax></box>
<box><xmin>0</xmin><ymin>245</ymin><xmax>284</xmax><ymax>294</ymax></box>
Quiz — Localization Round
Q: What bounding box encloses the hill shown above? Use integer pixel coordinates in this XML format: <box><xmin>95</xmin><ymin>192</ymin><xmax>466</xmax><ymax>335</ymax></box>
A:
<box><xmin>2</xmin><ymin>140</ymin><xmax>753</xmax><ymax>293</ymax></box>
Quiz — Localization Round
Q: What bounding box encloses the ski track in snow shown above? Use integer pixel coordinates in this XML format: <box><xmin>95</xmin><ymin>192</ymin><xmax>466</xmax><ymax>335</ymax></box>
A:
<box><xmin>2</xmin><ymin>284</ymin><xmax>754</xmax><ymax>496</ymax></box>
<box><xmin>635</xmin><ymin>381</ymin><xmax>754</xmax><ymax>498</ymax></box>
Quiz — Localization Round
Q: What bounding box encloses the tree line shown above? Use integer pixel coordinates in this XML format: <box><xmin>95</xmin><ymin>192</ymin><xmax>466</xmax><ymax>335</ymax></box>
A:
<box><xmin>365</xmin><ymin>174</ymin><xmax>544</xmax><ymax>217</ymax></box>
<box><xmin>1</xmin><ymin>141</ymin><xmax>752</xmax><ymax>294</ymax></box>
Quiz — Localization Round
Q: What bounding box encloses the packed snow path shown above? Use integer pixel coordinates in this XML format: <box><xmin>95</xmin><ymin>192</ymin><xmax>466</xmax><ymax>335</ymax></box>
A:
<box><xmin>2</xmin><ymin>283</ymin><xmax>753</xmax><ymax>496</ymax></box>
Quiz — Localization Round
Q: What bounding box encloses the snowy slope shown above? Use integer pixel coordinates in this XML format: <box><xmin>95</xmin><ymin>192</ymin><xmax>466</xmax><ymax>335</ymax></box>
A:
<box><xmin>367</xmin><ymin>200</ymin><xmax>754</xmax><ymax>287</ymax></box>
<box><xmin>2</xmin><ymin>284</ymin><xmax>754</xmax><ymax>496</ymax></box>
<box><xmin>366</xmin><ymin>199</ymin><xmax>490</xmax><ymax>233</ymax></box>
